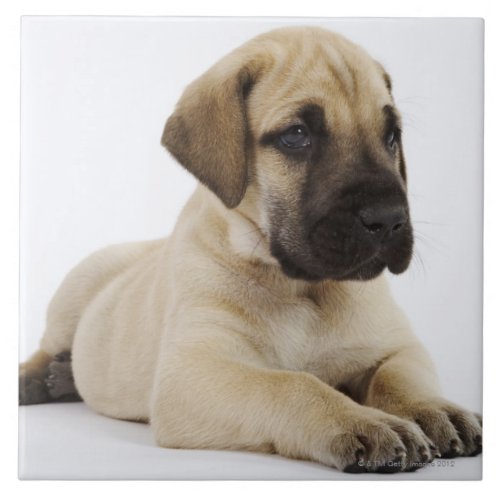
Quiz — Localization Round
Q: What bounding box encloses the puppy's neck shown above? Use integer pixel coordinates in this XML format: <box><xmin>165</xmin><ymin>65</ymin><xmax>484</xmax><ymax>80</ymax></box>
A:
<box><xmin>206</xmin><ymin>184</ymin><xmax>277</xmax><ymax>266</ymax></box>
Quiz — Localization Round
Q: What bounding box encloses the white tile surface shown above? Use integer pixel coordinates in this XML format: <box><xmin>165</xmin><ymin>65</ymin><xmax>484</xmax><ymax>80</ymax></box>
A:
<box><xmin>19</xmin><ymin>403</ymin><xmax>482</xmax><ymax>480</ymax></box>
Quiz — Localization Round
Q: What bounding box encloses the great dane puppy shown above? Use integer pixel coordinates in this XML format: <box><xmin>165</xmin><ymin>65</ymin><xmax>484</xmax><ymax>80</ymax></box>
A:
<box><xmin>20</xmin><ymin>26</ymin><xmax>482</xmax><ymax>473</ymax></box>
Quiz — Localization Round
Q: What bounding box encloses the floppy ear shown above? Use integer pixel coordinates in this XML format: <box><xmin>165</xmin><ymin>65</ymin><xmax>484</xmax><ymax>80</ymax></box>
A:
<box><xmin>162</xmin><ymin>53</ymin><xmax>260</xmax><ymax>208</ymax></box>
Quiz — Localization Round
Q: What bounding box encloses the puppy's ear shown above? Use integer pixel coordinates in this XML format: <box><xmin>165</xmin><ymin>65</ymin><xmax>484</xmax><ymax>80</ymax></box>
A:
<box><xmin>162</xmin><ymin>52</ymin><xmax>261</xmax><ymax>209</ymax></box>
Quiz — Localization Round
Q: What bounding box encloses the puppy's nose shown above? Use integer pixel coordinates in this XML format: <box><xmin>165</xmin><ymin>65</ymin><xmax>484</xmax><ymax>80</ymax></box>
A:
<box><xmin>359</xmin><ymin>206</ymin><xmax>407</xmax><ymax>238</ymax></box>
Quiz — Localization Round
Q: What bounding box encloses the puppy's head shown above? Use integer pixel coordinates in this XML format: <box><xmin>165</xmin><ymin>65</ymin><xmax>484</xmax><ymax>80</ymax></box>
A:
<box><xmin>162</xmin><ymin>27</ymin><xmax>413</xmax><ymax>282</ymax></box>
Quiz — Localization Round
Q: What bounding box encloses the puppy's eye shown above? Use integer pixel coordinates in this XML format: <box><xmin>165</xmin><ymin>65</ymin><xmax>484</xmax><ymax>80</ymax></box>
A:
<box><xmin>387</xmin><ymin>128</ymin><xmax>400</xmax><ymax>152</ymax></box>
<box><xmin>279</xmin><ymin>125</ymin><xmax>311</xmax><ymax>149</ymax></box>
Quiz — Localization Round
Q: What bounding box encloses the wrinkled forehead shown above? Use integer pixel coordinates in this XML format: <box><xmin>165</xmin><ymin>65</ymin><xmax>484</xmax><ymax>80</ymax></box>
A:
<box><xmin>247</xmin><ymin>34</ymin><xmax>394</xmax><ymax>136</ymax></box>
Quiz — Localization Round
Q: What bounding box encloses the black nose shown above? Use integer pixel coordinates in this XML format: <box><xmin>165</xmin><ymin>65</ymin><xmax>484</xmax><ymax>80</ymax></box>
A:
<box><xmin>359</xmin><ymin>206</ymin><xmax>408</xmax><ymax>238</ymax></box>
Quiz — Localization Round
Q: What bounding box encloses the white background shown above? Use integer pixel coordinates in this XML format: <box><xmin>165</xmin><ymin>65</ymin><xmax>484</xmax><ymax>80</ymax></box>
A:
<box><xmin>21</xmin><ymin>17</ymin><xmax>483</xmax><ymax>413</ymax></box>
<box><xmin>1</xmin><ymin>0</ymin><xmax>499</xmax><ymax>496</ymax></box>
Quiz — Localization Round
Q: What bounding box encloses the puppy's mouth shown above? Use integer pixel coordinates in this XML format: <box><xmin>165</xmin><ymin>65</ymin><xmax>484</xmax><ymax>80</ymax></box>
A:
<box><xmin>271</xmin><ymin>243</ymin><xmax>387</xmax><ymax>282</ymax></box>
<box><xmin>270</xmin><ymin>222</ymin><xmax>413</xmax><ymax>283</ymax></box>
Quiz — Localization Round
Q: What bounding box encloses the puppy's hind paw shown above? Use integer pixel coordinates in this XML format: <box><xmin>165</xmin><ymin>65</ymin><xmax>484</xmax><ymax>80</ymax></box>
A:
<box><xmin>44</xmin><ymin>352</ymin><xmax>82</xmax><ymax>402</ymax></box>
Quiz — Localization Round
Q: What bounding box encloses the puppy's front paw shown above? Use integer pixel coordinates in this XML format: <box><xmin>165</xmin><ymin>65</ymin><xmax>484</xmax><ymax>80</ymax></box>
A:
<box><xmin>330</xmin><ymin>408</ymin><xmax>437</xmax><ymax>473</ymax></box>
<box><xmin>393</xmin><ymin>398</ymin><xmax>482</xmax><ymax>458</ymax></box>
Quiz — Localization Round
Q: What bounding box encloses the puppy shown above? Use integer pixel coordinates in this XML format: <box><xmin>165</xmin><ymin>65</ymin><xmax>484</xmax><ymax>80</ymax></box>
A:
<box><xmin>20</xmin><ymin>26</ymin><xmax>482</xmax><ymax>473</ymax></box>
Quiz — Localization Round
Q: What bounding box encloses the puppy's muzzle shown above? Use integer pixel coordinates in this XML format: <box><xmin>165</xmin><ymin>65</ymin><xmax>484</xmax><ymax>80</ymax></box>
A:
<box><xmin>305</xmin><ymin>180</ymin><xmax>413</xmax><ymax>280</ymax></box>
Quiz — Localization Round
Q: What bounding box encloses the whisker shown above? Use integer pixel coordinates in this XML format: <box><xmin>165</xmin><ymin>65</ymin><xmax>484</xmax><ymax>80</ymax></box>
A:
<box><xmin>413</xmin><ymin>220</ymin><xmax>448</xmax><ymax>227</ymax></box>
<box><xmin>239</xmin><ymin>227</ymin><xmax>264</xmax><ymax>237</ymax></box>
<box><xmin>413</xmin><ymin>230</ymin><xmax>449</xmax><ymax>257</ymax></box>
<box><xmin>249</xmin><ymin>236</ymin><xmax>262</xmax><ymax>259</ymax></box>
<box><xmin>411</xmin><ymin>246</ymin><xmax>426</xmax><ymax>278</ymax></box>
<box><xmin>407</xmin><ymin>192</ymin><xmax>429</xmax><ymax>201</ymax></box>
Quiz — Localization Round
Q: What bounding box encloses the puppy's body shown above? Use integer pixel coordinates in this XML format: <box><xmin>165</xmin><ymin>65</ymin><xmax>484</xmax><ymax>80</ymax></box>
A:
<box><xmin>20</xmin><ymin>27</ymin><xmax>481</xmax><ymax>472</ymax></box>
<box><xmin>43</xmin><ymin>185</ymin><xmax>417</xmax><ymax>421</ymax></box>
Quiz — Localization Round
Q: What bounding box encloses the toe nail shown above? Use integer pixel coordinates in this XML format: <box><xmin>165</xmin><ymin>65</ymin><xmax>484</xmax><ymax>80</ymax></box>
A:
<box><xmin>394</xmin><ymin>446</ymin><xmax>405</xmax><ymax>455</ymax></box>
<box><xmin>442</xmin><ymin>439</ymin><xmax>462</xmax><ymax>458</ymax></box>
<box><xmin>418</xmin><ymin>446</ymin><xmax>430</xmax><ymax>462</ymax></box>
<box><xmin>344</xmin><ymin>449</ymin><xmax>366</xmax><ymax>474</ymax></box>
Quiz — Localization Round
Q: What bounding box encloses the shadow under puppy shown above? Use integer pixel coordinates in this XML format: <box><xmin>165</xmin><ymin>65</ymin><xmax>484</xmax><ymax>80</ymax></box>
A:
<box><xmin>19</xmin><ymin>26</ymin><xmax>482</xmax><ymax>473</ymax></box>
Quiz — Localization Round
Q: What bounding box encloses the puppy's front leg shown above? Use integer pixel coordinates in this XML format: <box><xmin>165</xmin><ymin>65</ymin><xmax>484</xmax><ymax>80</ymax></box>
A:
<box><xmin>151</xmin><ymin>332</ymin><xmax>434</xmax><ymax>473</ymax></box>
<box><xmin>361</xmin><ymin>343</ymin><xmax>482</xmax><ymax>458</ymax></box>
